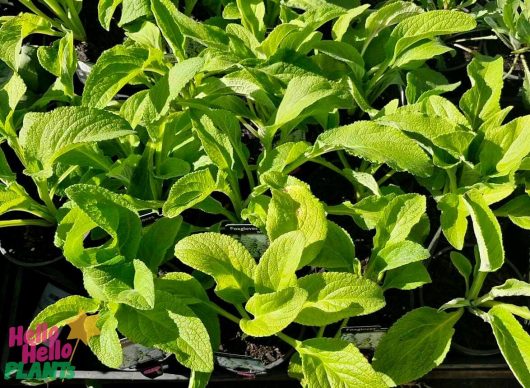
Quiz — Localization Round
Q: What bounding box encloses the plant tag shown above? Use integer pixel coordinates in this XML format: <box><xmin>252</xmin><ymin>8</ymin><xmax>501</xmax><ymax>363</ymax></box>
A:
<box><xmin>341</xmin><ymin>325</ymin><xmax>387</xmax><ymax>350</ymax></box>
<box><xmin>215</xmin><ymin>352</ymin><xmax>268</xmax><ymax>375</ymax></box>
<box><xmin>119</xmin><ymin>338</ymin><xmax>169</xmax><ymax>371</ymax></box>
<box><xmin>221</xmin><ymin>224</ymin><xmax>269</xmax><ymax>259</ymax></box>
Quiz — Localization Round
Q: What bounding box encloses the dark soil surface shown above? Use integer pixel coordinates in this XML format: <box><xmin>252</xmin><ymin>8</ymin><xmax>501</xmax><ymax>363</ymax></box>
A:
<box><xmin>216</xmin><ymin>313</ymin><xmax>296</xmax><ymax>367</ymax></box>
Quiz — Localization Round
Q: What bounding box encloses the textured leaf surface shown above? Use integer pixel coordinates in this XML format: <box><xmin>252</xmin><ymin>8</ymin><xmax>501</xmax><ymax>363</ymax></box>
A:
<box><xmin>240</xmin><ymin>287</ymin><xmax>307</xmax><ymax>337</ymax></box>
<box><xmin>373</xmin><ymin>307</ymin><xmax>460</xmax><ymax>386</ymax></box>
<box><xmin>29</xmin><ymin>296</ymin><xmax>100</xmax><ymax>335</ymax></box>
<box><xmin>314</xmin><ymin>121</ymin><xmax>432</xmax><ymax>177</ymax></box>
<box><xmin>463</xmin><ymin>190</ymin><xmax>504</xmax><ymax>272</ymax></box>
<box><xmin>297</xmin><ymin>338</ymin><xmax>387</xmax><ymax>388</ymax></box>
<box><xmin>489</xmin><ymin>305</ymin><xmax>530</xmax><ymax>387</ymax></box>
<box><xmin>163</xmin><ymin>169</ymin><xmax>218</xmax><ymax>218</ymax></box>
<box><xmin>254</xmin><ymin>231</ymin><xmax>305</xmax><ymax>293</ymax></box>
<box><xmin>174</xmin><ymin>233</ymin><xmax>256</xmax><ymax>303</ymax></box>
<box><xmin>296</xmin><ymin>272</ymin><xmax>385</xmax><ymax>326</ymax></box>
<box><xmin>266</xmin><ymin>177</ymin><xmax>327</xmax><ymax>267</ymax></box>
<box><xmin>116</xmin><ymin>294</ymin><xmax>213</xmax><ymax>372</ymax></box>
<box><xmin>19</xmin><ymin>107</ymin><xmax>133</xmax><ymax>178</ymax></box>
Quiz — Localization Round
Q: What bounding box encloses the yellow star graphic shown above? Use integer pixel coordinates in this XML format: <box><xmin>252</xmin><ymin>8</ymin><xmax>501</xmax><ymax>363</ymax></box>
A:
<box><xmin>67</xmin><ymin>312</ymin><xmax>101</xmax><ymax>345</ymax></box>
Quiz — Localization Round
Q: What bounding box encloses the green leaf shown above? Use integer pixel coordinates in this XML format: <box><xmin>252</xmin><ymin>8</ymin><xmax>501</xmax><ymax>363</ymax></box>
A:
<box><xmin>479</xmin><ymin>115</ymin><xmax>530</xmax><ymax>176</ymax></box>
<box><xmin>266</xmin><ymin>176</ymin><xmax>327</xmax><ymax>267</ymax></box>
<box><xmin>495</xmin><ymin>195</ymin><xmax>530</xmax><ymax>230</ymax></box>
<box><xmin>296</xmin><ymin>272</ymin><xmax>385</xmax><ymax>326</ymax></box>
<box><xmin>373</xmin><ymin>194</ymin><xmax>426</xmax><ymax>250</ymax></box>
<box><xmin>463</xmin><ymin>190</ymin><xmax>504</xmax><ymax>272</ymax></box>
<box><xmin>332</xmin><ymin>5</ymin><xmax>370</xmax><ymax>41</ymax></box>
<box><xmin>437</xmin><ymin>193</ymin><xmax>468</xmax><ymax>250</ymax></box>
<box><xmin>192</xmin><ymin>113</ymin><xmax>235</xmax><ymax>171</ymax></box>
<box><xmin>83</xmin><ymin>260</ymin><xmax>155</xmax><ymax>310</ymax></box>
<box><xmin>373</xmin><ymin>307</ymin><xmax>461</xmax><ymax>386</ymax></box>
<box><xmin>387</xmin><ymin>11</ymin><xmax>476</xmax><ymax>64</ymax></box>
<box><xmin>64</xmin><ymin>184</ymin><xmax>142</xmax><ymax>266</ymax></box>
<box><xmin>405</xmin><ymin>68</ymin><xmax>460</xmax><ymax>104</ymax></box>
<box><xmin>459</xmin><ymin>55</ymin><xmax>503</xmax><ymax>129</ymax></box>
<box><xmin>37</xmin><ymin>32</ymin><xmax>77</xmax><ymax>96</ymax></box>
<box><xmin>163</xmin><ymin>169</ymin><xmax>218</xmax><ymax>218</ymax></box>
<box><xmin>364</xmin><ymin>1</ymin><xmax>422</xmax><ymax>43</ymax></box>
<box><xmin>0</xmin><ymin>13</ymin><xmax>54</xmax><ymax>70</ymax></box>
<box><xmin>236</xmin><ymin>0</ymin><xmax>266</xmax><ymax>40</ymax></box>
<box><xmin>346</xmin><ymin>169</ymin><xmax>381</xmax><ymax>196</ymax></box>
<box><xmin>394</xmin><ymin>40</ymin><xmax>453</xmax><ymax>69</ymax></box>
<box><xmin>189</xmin><ymin>370</ymin><xmax>211</xmax><ymax>388</ymax></box>
<box><xmin>174</xmin><ymin>233</ymin><xmax>256</xmax><ymax>304</ymax></box>
<box><xmin>450</xmin><ymin>251</ymin><xmax>472</xmax><ymax>291</ymax></box>
<box><xmin>255</xmin><ymin>231</ymin><xmax>305</xmax><ymax>293</ymax></box>
<box><xmin>0</xmin><ymin>72</ymin><xmax>26</xmax><ymax>129</ymax></box>
<box><xmin>0</xmin><ymin>150</ymin><xmax>15</xmax><ymax>183</ymax></box>
<box><xmin>19</xmin><ymin>107</ymin><xmax>134</xmax><ymax>178</ymax></box>
<box><xmin>82</xmin><ymin>44</ymin><xmax>163</xmax><ymax>108</ymax></box>
<box><xmin>98</xmin><ymin>0</ymin><xmax>123</xmax><ymax>30</ymax></box>
<box><xmin>264</xmin><ymin>75</ymin><xmax>339</xmax><ymax>144</ymax></box>
<box><xmin>155</xmin><ymin>272</ymin><xmax>209</xmax><ymax>305</ymax></box>
<box><xmin>151</xmin><ymin>0</ymin><xmax>228</xmax><ymax>55</ymax></box>
<box><xmin>311</xmin><ymin>221</ymin><xmax>359</xmax><ymax>272</ymax></box>
<box><xmin>327</xmin><ymin>194</ymin><xmax>395</xmax><ymax>230</ymax></box>
<box><xmin>369</xmin><ymin>240</ymin><xmax>430</xmax><ymax>277</ymax></box>
<box><xmin>297</xmin><ymin>338</ymin><xmax>387</xmax><ymax>388</ymax></box>
<box><xmin>0</xmin><ymin>182</ymin><xmax>38</xmax><ymax>216</ymax></box>
<box><xmin>88</xmin><ymin>310</ymin><xmax>122</xmax><ymax>368</ymax></box>
<box><xmin>29</xmin><ymin>296</ymin><xmax>100</xmax><ymax>335</ymax></box>
<box><xmin>116</xmin><ymin>294</ymin><xmax>213</xmax><ymax>372</ymax></box>
<box><xmin>119</xmin><ymin>0</ymin><xmax>152</xmax><ymax>26</ymax></box>
<box><xmin>480</xmin><ymin>279</ymin><xmax>530</xmax><ymax>303</ymax></box>
<box><xmin>258</xmin><ymin>141</ymin><xmax>310</xmax><ymax>176</ymax></box>
<box><xmin>148</xmin><ymin>57</ymin><xmax>204</xmax><ymax>121</ymax></box>
<box><xmin>137</xmin><ymin>217</ymin><xmax>182</xmax><ymax>270</ymax></box>
<box><xmin>489</xmin><ymin>305</ymin><xmax>530</xmax><ymax>387</ymax></box>
<box><xmin>313</xmin><ymin>121</ymin><xmax>433</xmax><ymax>177</ymax></box>
<box><xmin>382</xmin><ymin>262</ymin><xmax>431</xmax><ymax>291</ymax></box>
<box><xmin>240</xmin><ymin>287</ymin><xmax>308</xmax><ymax>337</ymax></box>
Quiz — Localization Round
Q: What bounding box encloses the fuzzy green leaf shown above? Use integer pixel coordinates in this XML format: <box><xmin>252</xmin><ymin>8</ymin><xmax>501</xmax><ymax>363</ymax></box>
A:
<box><xmin>88</xmin><ymin>311</ymin><xmax>122</xmax><ymax>368</ymax></box>
<box><xmin>489</xmin><ymin>305</ymin><xmax>530</xmax><ymax>387</ymax></box>
<box><xmin>82</xmin><ymin>44</ymin><xmax>163</xmax><ymax>108</ymax></box>
<box><xmin>296</xmin><ymin>272</ymin><xmax>385</xmax><ymax>326</ymax></box>
<box><xmin>373</xmin><ymin>307</ymin><xmax>461</xmax><ymax>386</ymax></box>
<box><xmin>29</xmin><ymin>296</ymin><xmax>100</xmax><ymax>336</ymax></box>
<box><xmin>255</xmin><ymin>231</ymin><xmax>305</xmax><ymax>293</ymax></box>
<box><xmin>266</xmin><ymin>176</ymin><xmax>327</xmax><ymax>267</ymax></box>
<box><xmin>174</xmin><ymin>233</ymin><xmax>256</xmax><ymax>304</ymax></box>
<box><xmin>314</xmin><ymin>121</ymin><xmax>433</xmax><ymax>177</ymax></box>
<box><xmin>463</xmin><ymin>190</ymin><xmax>504</xmax><ymax>272</ymax></box>
<box><xmin>116</xmin><ymin>294</ymin><xmax>213</xmax><ymax>372</ymax></box>
<box><xmin>297</xmin><ymin>338</ymin><xmax>387</xmax><ymax>388</ymax></box>
<box><xmin>240</xmin><ymin>287</ymin><xmax>307</xmax><ymax>337</ymax></box>
<box><xmin>19</xmin><ymin>107</ymin><xmax>134</xmax><ymax>178</ymax></box>
<box><xmin>163</xmin><ymin>169</ymin><xmax>218</xmax><ymax>218</ymax></box>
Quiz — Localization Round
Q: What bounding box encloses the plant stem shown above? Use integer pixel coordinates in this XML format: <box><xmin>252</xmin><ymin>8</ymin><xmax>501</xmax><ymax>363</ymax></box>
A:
<box><xmin>468</xmin><ymin>271</ymin><xmax>488</xmax><ymax>300</ymax></box>
<box><xmin>35</xmin><ymin>179</ymin><xmax>57</xmax><ymax>217</ymax></box>
<box><xmin>317</xmin><ymin>326</ymin><xmax>326</xmax><ymax>338</ymax></box>
<box><xmin>236</xmin><ymin>304</ymin><xmax>250</xmax><ymax>320</ymax></box>
<box><xmin>334</xmin><ymin>318</ymin><xmax>349</xmax><ymax>339</ymax></box>
<box><xmin>64</xmin><ymin>0</ymin><xmax>87</xmax><ymax>41</ymax></box>
<box><xmin>276</xmin><ymin>332</ymin><xmax>299</xmax><ymax>348</ymax></box>
<box><xmin>377</xmin><ymin>170</ymin><xmax>396</xmax><ymax>186</ymax></box>
<box><xmin>0</xmin><ymin>219</ymin><xmax>53</xmax><ymax>228</ymax></box>
<box><xmin>205</xmin><ymin>302</ymin><xmax>240</xmax><ymax>325</ymax></box>
<box><xmin>338</xmin><ymin>151</ymin><xmax>351</xmax><ymax>170</ymax></box>
<box><xmin>19</xmin><ymin>0</ymin><xmax>62</xmax><ymax>30</ymax></box>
